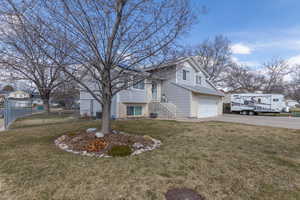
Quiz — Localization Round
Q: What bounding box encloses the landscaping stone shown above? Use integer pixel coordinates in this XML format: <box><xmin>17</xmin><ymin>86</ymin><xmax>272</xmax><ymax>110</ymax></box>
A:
<box><xmin>86</xmin><ymin>128</ymin><xmax>97</xmax><ymax>133</ymax></box>
<box><xmin>54</xmin><ymin>131</ymin><xmax>162</xmax><ymax>158</ymax></box>
<box><xmin>95</xmin><ymin>132</ymin><xmax>104</xmax><ymax>138</ymax></box>
<box><xmin>133</xmin><ymin>142</ymin><xmax>144</xmax><ymax>149</ymax></box>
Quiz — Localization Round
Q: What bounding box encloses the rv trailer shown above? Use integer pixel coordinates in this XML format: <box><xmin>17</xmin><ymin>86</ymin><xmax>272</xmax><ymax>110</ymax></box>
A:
<box><xmin>231</xmin><ymin>94</ymin><xmax>285</xmax><ymax>115</ymax></box>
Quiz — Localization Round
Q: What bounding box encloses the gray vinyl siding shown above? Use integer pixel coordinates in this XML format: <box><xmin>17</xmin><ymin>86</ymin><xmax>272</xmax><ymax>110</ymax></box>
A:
<box><xmin>175</xmin><ymin>62</ymin><xmax>213</xmax><ymax>89</ymax></box>
<box><xmin>118</xmin><ymin>88</ymin><xmax>148</xmax><ymax>103</ymax></box>
<box><xmin>161</xmin><ymin>80</ymin><xmax>192</xmax><ymax>118</ymax></box>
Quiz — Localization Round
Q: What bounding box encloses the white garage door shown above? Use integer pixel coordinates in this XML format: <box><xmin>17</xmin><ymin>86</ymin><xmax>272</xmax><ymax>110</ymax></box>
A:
<box><xmin>198</xmin><ymin>96</ymin><xmax>219</xmax><ymax>118</ymax></box>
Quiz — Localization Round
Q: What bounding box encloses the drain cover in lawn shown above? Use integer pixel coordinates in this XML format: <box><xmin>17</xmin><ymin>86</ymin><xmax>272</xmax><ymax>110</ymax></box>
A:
<box><xmin>165</xmin><ymin>188</ymin><xmax>205</xmax><ymax>200</ymax></box>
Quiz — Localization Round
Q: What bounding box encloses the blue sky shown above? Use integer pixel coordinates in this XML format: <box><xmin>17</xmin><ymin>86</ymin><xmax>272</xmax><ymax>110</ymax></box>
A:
<box><xmin>184</xmin><ymin>0</ymin><xmax>300</xmax><ymax>69</ymax></box>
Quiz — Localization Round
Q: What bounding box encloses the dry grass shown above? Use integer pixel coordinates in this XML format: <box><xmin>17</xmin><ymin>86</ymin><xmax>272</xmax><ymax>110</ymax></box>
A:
<box><xmin>0</xmin><ymin>114</ymin><xmax>300</xmax><ymax>200</ymax></box>
<box><xmin>0</xmin><ymin>119</ymin><xmax>3</xmax><ymax>129</ymax></box>
<box><xmin>10</xmin><ymin>112</ymin><xmax>77</xmax><ymax>129</ymax></box>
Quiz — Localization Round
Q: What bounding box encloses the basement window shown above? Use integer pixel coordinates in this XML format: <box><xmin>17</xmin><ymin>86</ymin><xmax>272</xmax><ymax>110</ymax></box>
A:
<box><xmin>127</xmin><ymin>106</ymin><xmax>142</xmax><ymax>116</ymax></box>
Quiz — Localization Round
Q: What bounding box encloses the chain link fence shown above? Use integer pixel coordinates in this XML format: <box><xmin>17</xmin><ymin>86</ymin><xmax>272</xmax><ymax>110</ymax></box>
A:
<box><xmin>3</xmin><ymin>99</ymin><xmax>34</xmax><ymax>129</ymax></box>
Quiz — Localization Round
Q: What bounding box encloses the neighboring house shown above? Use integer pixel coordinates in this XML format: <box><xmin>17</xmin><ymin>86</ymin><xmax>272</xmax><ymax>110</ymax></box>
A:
<box><xmin>7</xmin><ymin>90</ymin><xmax>31</xmax><ymax>107</ymax></box>
<box><xmin>285</xmin><ymin>99</ymin><xmax>299</xmax><ymax>108</ymax></box>
<box><xmin>80</xmin><ymin>57</ymin><xmax>224</xmax><ymax>119</ymax></box>
<box><xmin>8</xmin><ymin>90</ymin><xmax>30</xmax><ymax>99</ymax></box>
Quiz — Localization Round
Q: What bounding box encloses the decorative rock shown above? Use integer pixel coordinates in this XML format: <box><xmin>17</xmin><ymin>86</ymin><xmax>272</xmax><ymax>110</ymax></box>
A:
<box><xmin>133</xmin><ymin>142</ymin><xmax>144</xmax><ymax>149</ymax></box>
<box><xmin>54</xmin><ymin>132</ymin><xmax>162</xmax><ymax>158</ymax></box>
<box><xmin>95</xmin><ymin>132</ymin><xmax>104</xmax><ymax>138</ymax></box>
<box><xmin>55</xmin><ymin>135</ymin><xmax>67</xmax><ymax>144</ymax></box>
<box><xmin>86</xmin><ymin>128</ymin><xmax>97</xmax><ymax>133</ymax></box>
<box><xmin>112</xmin><ymin>130</ymin><xmax>119</xmax><ymax>134</ymax></box>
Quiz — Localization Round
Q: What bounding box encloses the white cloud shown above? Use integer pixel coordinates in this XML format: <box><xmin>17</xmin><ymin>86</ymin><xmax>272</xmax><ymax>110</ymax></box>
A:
<box><xmin>231</xmin><ymin>43</ymin><xmax>252</xmax><ymax>55</ymax></box>
<box><xmin>231</xmin><ymin>56</ymin><xmax>259</xmax><ymax>68</ymax></box>
<box><xmin>288</xmin><ymin>54</ymin><xmax>300</xmax><ymax>66</ymax></box>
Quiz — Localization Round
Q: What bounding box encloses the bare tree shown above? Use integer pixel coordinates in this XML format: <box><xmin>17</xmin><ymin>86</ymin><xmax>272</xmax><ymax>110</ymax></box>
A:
<box><xmin>0</xmin><ymin>1</ymin><xmax>72</xmax><ymax>113</ymax></box>
<box><xmin>292</xmin><ymin>65</ymin><xmax>300</xmax><ymax>84</ymax></box>
<box><xmin>225</xmin><ymin>64</ymin><xmax>266</xmax><ymax>93</ymax></box>
<box><xmin>262</xmin><ymin>58</ymin><xmax>291</xmax><ymax>93</ymax></box>
<box><xmin>192</xmin><ymin>35</ymin><xmax>234</xmax><ymax>87</ymax></box>
<box><xmin>24</xmin><ymin>0</ymin><xmax>195</xmax><ymax>134</ymax></box>
<box><xmin>51</xmin><ymin>80</ymin><xmax>79</xmax><ymax>109</ymax></box>
<box><xmin>287</xmin><ymin>65</ymin><xmax>300</xmax><ymax>102</ymax></box>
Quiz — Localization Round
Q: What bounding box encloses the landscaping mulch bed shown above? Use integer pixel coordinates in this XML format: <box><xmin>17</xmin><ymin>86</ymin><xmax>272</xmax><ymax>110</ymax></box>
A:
<box><xmin>54</xmin><ymin>129</ymin><xmax>161</xmax><ymax>157</ymax></box>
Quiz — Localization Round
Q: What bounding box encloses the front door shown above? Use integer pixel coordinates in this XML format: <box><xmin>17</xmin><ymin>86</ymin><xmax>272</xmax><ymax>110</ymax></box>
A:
<box><xmin>152</xmin><ymin>82</ymin><xmax>158</xmax><ymax>101</ymax></box>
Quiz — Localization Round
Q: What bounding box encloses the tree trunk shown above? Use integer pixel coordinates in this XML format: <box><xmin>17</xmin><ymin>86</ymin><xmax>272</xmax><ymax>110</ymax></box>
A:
<box><xmin>101</xmin><ymin>100</ymin><xmax>111</xmax><ymax>134</ymax></box>
<box><xmin>43</xmin><ymin>98</ymin><xmax>50</xmax><ymax>114</ymax></box>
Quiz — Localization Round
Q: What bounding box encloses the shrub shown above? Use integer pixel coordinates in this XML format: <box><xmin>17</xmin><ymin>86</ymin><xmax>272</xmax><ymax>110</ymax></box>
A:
<box><xmin>143</xmin><ymin>135</ymin><xmax>153</xmax><ymax>141</ymax></box>
<box><xmin>107</xmin><ymin>145</ymin><xmax>132</xmax><ymax>157</ymax></box>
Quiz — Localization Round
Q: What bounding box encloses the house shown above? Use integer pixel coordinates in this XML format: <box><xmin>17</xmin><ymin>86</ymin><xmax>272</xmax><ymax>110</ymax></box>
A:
<box><xmin>8</xmin><ymin>90</ymin><xmax>30</xmax><ymax>99</ymax></box>
<box><xmin>7</xmin><ymin>90</ymin><xmax>31</xmax><ymax>107</ymax></box>
<box><xmin>80</xmin><ymin>57</ymin><xmax>224</xmax><ymax>119</ymax></box>
<box><xmin>285</xmin><ymin>99</ymin><xmax>299</xmax><ymax>108</ymax></box>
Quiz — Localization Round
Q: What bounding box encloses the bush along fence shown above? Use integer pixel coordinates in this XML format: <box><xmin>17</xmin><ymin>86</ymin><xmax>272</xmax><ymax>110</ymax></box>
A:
<box><xmin>4</xmin><ymin>99</ymin><xmax>34</xmax><ymax>129</ymax></box>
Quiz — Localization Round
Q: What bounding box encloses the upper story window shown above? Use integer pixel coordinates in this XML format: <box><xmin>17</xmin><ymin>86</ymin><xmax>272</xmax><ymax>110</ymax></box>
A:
<box><xmin>195</xmin><ymin>75</ymin><xmax>202</xmax><ymax>85</ymax></box>
<box><xmin>182</xmin><ymin>69</ymin><xmax>190</xmax><ymax>81</ymax></box>
<box><xmin>273</xmin><ymin>98</ymin><xmax>279</xmax><ymax>102</ymax></box>
<box><xmin>133</xmin><ymin>81</ymin><xmax>145</xmax><ymax>90</ymax></box>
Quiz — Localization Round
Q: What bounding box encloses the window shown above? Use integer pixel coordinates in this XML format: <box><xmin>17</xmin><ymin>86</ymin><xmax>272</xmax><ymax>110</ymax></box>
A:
<box><xmin>258</xmin><ymin>98</ymin><xmax>262</xmax><ymax>103</ymax></box>
<box><xmin>133</xmin><ymin>81</ymin><xmax>145</xmax><ymax>90</ymax></box>
<box><xmin>273</xmin><ymin>99</ymin><xmax>279</xmax><ymax>102</ymax></box>
<box><xmin>195</xmin><ymin>75</ymin><xmax>201</xmax><ymax>85</ymax></box>
<box><xmin>127</xmin><ymin>106</ymin><xmax>142</xmax><ymax>116</ymax></box>
<box><xmin>182</xmin><ymin>69</ymin><xmax>190</xmax><ymax>81</ymax></box>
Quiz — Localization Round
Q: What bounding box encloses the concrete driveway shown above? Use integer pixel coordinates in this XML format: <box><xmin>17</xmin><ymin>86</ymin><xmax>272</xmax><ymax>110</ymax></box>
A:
<box><xmin>180</xmin><ymin>114</ymin><xmax>300</xmax><ymax>130</ymax></box>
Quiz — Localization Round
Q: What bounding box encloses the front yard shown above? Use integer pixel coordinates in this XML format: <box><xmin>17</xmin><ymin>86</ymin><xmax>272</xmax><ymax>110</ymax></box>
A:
<box><xmin>0</xmin><ymin>114</ymin><xmax>300</xmax><ymax>200</ymax></box>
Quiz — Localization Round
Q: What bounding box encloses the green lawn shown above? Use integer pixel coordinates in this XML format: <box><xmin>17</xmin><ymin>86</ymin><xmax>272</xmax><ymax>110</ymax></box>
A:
<box><xmin>0</xmin><ymin>114</ymin><xmax>299</xmax><ymax>199</ymax></box>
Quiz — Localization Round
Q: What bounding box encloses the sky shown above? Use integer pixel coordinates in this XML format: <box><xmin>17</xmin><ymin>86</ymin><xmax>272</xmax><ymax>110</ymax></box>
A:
<box><xmin>184</xmin><ymin>0</ymin><xmax>300</xmax><ymax>69</ymax></box>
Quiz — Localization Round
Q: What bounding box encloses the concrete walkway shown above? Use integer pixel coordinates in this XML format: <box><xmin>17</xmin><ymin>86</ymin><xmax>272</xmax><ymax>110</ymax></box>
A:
<box><xmin>178</xmin><ymin>114</ymin><xmax>300</xmax><ymax>130</ymax></box>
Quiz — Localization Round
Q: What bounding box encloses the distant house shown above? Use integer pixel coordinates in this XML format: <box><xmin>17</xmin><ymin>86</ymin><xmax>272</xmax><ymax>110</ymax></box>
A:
<box><xmin>7</xmin><ymin>90</ymin><xmax>31</xmax><ymax>107</ymax></box>
<box><xmin>285</xmin><ymin>99</ymin><xmax>299</xmax><ymax>108</ymax></box>
<box><xmin>80</xmin><ymin>57</ymin><xmax>224</xmax><ymax>119</ymax></box>
<box><xmin>8</xmin><ymin>90</ymin><xmax>30</xmax><ymax>99</ymax></box>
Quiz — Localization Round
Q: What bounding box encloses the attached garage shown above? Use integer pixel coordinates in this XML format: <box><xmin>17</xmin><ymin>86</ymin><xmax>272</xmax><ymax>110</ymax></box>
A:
<box><xmin>197</xmin><ymin>96</ymin><xmax>219</xmax><ymax>118</ymax></box>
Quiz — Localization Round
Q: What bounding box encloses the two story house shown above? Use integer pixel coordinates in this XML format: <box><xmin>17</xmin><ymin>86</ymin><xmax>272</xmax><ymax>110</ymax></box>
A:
<box><xmin>80</xmin><ymin>56</ymin><xmax>224</xmax><ymax>119</ymax></box>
